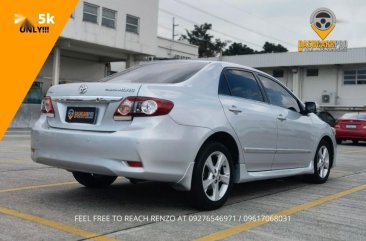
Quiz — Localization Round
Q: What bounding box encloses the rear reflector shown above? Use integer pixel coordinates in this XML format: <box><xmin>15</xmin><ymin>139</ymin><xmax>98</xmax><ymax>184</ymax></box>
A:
<box><xmin>114</xmin><ymin>96</ymin><xmax>174</xmax><ymax>121</ymax></box>
<box><xmin>127</xmin><ymin>161</ymin><xmax>143</xmax><ymax>168</ymax></box>
<box><xmin>41</xmin><ymin>96</ymin><xmax>55</xmax><ymax>118</ymax></box>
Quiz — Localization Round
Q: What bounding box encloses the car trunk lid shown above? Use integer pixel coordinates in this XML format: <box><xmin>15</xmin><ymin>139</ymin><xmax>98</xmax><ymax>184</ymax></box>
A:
<box><xmin>337</xmin><ymin>119</ymin><xmax>365</xmax><ymax>130</ymax></box>
<box><xmin>47</xmin><ymin>82</ymin><xmax>141</xmax><ymax>132</ymax></box>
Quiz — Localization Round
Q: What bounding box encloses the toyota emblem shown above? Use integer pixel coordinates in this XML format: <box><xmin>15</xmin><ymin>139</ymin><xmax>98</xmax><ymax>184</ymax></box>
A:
<box><xmin>79</xmin><ymin>84</ymin><xmax>88</xmax><ymax>94</ymax></box>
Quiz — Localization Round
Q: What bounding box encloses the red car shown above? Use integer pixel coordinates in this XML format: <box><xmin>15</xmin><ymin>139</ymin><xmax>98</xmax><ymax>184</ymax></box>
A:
<box><xmin>335</xmin><ymin>112</ymin><xmax>366</xmax><ymax>144</ymax></box>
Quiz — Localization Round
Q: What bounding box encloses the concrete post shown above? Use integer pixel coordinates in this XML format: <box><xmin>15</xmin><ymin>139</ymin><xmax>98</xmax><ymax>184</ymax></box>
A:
<box><xmin>126</xmin><ymin>54</ymin><xmax>135</xmax><ymax>69</ymax></box>
<box><xmin>218</xmin><ymin>50</ymin><xmax>223</xmax><ymax>61</ymax></box>
<box><xmin>292</xmin><ymin>67</ymin><xmax>300</xmax><ymax>97</ymax></box>
<box><xmin>335</xmin><ymin>65</ymin><xmax>341</xmax><ymax>105</ymax></box>
<box><xmin>105</xmin><ymin>63</ymin><xmax>111</xmax><ymax>77</ymax></box>
<box><xmin>52</xmin><ymin>47</ymin><xmax>61</xmax><ymax>86</ymax></box>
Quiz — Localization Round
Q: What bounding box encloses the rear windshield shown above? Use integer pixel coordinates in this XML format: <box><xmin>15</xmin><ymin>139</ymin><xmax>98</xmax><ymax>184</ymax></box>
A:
<box><xmin>103</xmin><ymin>61</ymin><xmax>208</xmax><ymax>84</ymax></box>
<box><xmin>358</xmin><ymin>113</ymin><xmax>366</xmax><ymax>120</ymax></box>
<box><xmin>341</xmin><ymin>112</ymin><xmax>366</xmax><ymax>120</ymax></box>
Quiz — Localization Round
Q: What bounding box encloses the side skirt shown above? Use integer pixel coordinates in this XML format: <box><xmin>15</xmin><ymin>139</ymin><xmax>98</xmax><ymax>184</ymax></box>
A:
<box><xmin>237</xmin><ymin>161</ymin><xmax>314</xmax><ymax>183</ymax></box>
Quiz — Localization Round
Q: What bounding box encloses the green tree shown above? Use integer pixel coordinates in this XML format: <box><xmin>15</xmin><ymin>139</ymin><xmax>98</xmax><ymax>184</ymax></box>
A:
<box><xmin>180</xmin><ymin>23</ymin><xmax>228</xmax><ymax>57</ymax></box>
<box><xmin>223</xmin><ymin>42</ymin><xmax>255</xmax><ymax>56</ymax></box>
<box><xmin>261</xmin><ymin>42</ymin><xmax>288</xmax><ymax>53</ymax></box>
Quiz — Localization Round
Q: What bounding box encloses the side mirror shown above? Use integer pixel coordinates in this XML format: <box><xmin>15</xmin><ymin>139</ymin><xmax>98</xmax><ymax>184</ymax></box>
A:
<box><xmin>305</xmin><ymin>102</ymin><xmax>317</xmax><ymax>114</ymax></box>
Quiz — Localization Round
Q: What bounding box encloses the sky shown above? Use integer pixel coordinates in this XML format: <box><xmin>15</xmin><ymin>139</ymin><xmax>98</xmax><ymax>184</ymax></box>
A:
<box><xmin>158</xmin><ymin>0</ymin><xmax>366</xmax><ymax>52</ymax></box>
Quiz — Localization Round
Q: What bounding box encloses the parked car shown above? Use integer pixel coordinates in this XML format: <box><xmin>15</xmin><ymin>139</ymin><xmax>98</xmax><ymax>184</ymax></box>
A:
<box><xmin>335</xmin><ymin>112</ymin><xmax>366</xmax><ymax>144</ymax></box>
<box><xmin>317</xmin><ymin>111</ymin><xmax>336</xmax><ymax>127</ymax></box>
<box><xmin>31</xmin><ymin>61</ymin><xmax>337</xmax><ymax>210</ymax></box>
<box><xmin>23</xmin><ymin>82</ymin><xmax>43</xmax><ymax>104</ymax></box>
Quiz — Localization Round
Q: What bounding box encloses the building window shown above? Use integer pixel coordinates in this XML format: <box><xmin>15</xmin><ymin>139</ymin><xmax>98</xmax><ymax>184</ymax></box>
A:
<box><xmin>344</xmin><ymin>70</ymin><xmax>366</xmax><ymax>85</ymax></box>
<box><xmin>102</xmin><ymin>8</ymin><xmax>116</xmax><ymax>28</ymax></box>
<box><xmin>83</xmin><ymin>2</ymin><xmax>99</xmax><ymax>24</ymax></box>
<box><xmin>126</xmin><ymin>14</ymin><xmax>139</xmax><ymax>34</ymax></box>
<box><xmin>344</xmin><ymin>70</ymin><xmax>356</xmax><ymax>85</ymax></box>
<box><xmin>273</xmin><ymin>69</ymin><xmax>284</xmax><ymax>78</ymax></box>
<box><xmin>357</xmin><ymin>70</ymin><xmax>366</xmax><ymax>84</ymax></box>
<box><xmin>306</xmin><ymin>69</ymin><xmax>319</xmax><ymax>77</ymax></box>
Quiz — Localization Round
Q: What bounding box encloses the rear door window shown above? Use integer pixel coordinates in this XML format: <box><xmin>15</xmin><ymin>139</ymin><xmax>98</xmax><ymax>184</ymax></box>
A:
<box><xmin>358</xmin><ymin>113</ymin><xmax>366</xmax><ymax>120</ymax></box>
<box><xmin>342</xmin><ymin>112</ymin><xmax>366</xmax><ymax>120</ymax></box>
<box><xmin>220</xmin><ymin>69</ymin><xmax>264</xmax><ymax>102</ymax></box>
<box><xmin>341</xmin><ymin>113</ymin><xmax>358</xmax><ymax>119</ymax></box>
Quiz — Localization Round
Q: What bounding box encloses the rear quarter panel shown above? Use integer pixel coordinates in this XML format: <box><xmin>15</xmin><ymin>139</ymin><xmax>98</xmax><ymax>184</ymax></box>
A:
<box><xmin>137</xmin><ymin>63</ymin><xmax>229</xmax><ymax>131</ymax></box>
<box><xmin>136</xmin><ymin>62</ymin><xmax>244</xmax><ymax>164</ymax></box>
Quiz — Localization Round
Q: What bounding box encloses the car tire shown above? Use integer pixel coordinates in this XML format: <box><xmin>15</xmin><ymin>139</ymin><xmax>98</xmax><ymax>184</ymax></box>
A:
<box><xmin>352</xmin><ymin>140</ymin><xmax>359</xmax><ymax>145</ymax></box>
<box><xmin>72</xmin><ymin>171</ymin><xmax>117</xmax><ymax>188</ymax></box>
<box><xmin>127</xmin><ymin>178</ymin><xmax>145</xmax><ymax>184</ymax></box>
<box><xmin>189</xmin><ymin>142</ymin><xmax>234</xmax><ymax>210</ymax></box>
<box><xmin>307</xmin><ymin>140</ymin><xmax>332</xmax><ymax>184</ymax></box>
<box><xmin>336</xmin><ymin>139</ymin><xmax>342</xmax><ymax>145</ymax></box>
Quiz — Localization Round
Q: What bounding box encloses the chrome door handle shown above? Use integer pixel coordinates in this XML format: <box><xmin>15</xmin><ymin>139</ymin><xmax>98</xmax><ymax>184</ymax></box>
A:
<box><xmin>228</xmin><ymin>106</ymin><xmax>242</xmax><ymax>114</ymax></box>
<box><xmin>277</xmin><ymin>114</ymin><xmax>287</xmax><ymax>121</ymax></box>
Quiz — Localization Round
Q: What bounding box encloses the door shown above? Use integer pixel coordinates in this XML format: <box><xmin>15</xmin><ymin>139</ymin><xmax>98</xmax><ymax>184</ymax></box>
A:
<box><xmin>258</xmin><ymin>74</ymin><xmax>314</xmax><ymax>170</ymax></box>
<box><xmin>219</xmin><ymin>69</ymin><xmax>278</xmax><ymax>171</ymax></box>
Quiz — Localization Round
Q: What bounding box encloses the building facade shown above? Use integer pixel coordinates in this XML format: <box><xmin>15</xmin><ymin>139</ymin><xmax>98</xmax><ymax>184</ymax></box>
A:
<box><xmin>211</xmin><ymin>48</ymin><xmax>366</xmax><ymax>112</ymax></box>
<box><xmin>12</xmin><ymin>0</ymin><xmax>198</xmax><ymax>128</ymax></box>
<box><xmin>36</xmin><ymin>0</ymin><xmax>198</xmax><ymax>94</ymax></box>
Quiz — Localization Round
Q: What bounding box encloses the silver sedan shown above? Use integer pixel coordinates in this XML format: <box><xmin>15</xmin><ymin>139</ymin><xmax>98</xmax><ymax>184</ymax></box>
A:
<box><xmin>31</xmin><ymin>61</ymin><xmax>336</xmax><ymax>210</ymax></box>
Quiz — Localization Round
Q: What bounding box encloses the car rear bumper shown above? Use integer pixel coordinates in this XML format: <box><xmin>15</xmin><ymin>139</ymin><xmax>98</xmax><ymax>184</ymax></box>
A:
<box><xmin>31</xmin><ymin>115</ymin><xmax>211</xmax><ymax>188</ymax></box>
<box><xmin>336</xmin><ymin>129</ymin><xmax>366</xmax><ymax>140</ymax></box>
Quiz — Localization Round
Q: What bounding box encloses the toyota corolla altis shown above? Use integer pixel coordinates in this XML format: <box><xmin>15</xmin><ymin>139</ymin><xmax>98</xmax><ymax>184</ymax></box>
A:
<box><xmin>31</xmin><ymin>61</ymin><xmax>337</xmax><ymax>210</ymax></box>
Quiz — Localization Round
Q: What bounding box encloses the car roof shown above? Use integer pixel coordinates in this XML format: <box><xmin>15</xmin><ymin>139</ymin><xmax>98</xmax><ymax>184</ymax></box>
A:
<box><xmin>341</xmin><ymin>112</ymin><xmax>366</xmax><ymax>119</ymax></box>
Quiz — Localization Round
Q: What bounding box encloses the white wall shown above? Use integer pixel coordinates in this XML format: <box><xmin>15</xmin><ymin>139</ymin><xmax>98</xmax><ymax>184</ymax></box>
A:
<box><xmin>36</xmin><ymin>54</ymin><xmax>105</xmax><ymax>94</ymax></box>
<box><xmin>338</xmin><ymin>65</ymin><xmax>366</xmax><ymax>106</ymax></box>
<box><xmin>62</xmin><ymin>0</ymin><xmax>159</xmax><ymax>55</ymax></box>
<box><xmin>301</xmin><ymin>65</ymin><xmax>366</xmax><ymax>106</ymax></box>
<box><xmin>110</xmin><ymin>62</ymin><xmax>126</xmax><ymax>72</ymax></box>
<box><xmin>301</xmin><ymin>66</ymin><xmax>338</xmax><ymax>105</ymax></box>
<box><xmin>156</xmin><ymin>37</ymin><xmax>198</xmax><ymax>59</ymax></box>
<box><xmin>206</xmin><ymin>48</ymin><xmax>366</xmax><ymax>107</ymax></box>
<box><xmin>258</xmin><ymin>68</ymin><xmax>293</xmax><ymax>90</ymax></box>
<box><xmin>260</xmin><ymin>65</ymin><xmax>366</xmax><ymax>107</ymax></box>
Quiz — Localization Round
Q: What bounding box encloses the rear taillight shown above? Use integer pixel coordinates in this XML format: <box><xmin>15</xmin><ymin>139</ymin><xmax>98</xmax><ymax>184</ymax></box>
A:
<box><xmin>114</xmin><ymin>97</ymin><xmax>174</xmax><ymax>121</ymax></box>
<box><xmin>334</xmin><ymin>120</ymin><xmax>340</xmax><ymax>128</ymax></box>
<box><xmin>41</xmin><ymin>96</ymin><xmax>55</xmax><ymax>118</ymax></box>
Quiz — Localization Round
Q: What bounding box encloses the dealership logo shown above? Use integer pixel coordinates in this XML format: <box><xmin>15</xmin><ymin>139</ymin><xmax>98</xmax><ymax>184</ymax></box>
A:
<box><xmin>67</xmin><ymin>109</ymin><xmax>75</xmax><ymax>120</ymax></box>
<box><xmin>79</xmin><ymin>84</ymin><xmax>88</xmax><ymax>94</ymax></box>
<box><xmin>14</xmin><ymin>13</ymin><xmax>54</xmax><ymax>34</ymax></box>
<box><xmin>310</xmin><ymin>8</ymin><xmax>336</xmax><ymax>40</ymax></box>
<box><xmin>298</xmin><ymin>8</ymin><xmax>347</xmax><ymax>52</ymax></box>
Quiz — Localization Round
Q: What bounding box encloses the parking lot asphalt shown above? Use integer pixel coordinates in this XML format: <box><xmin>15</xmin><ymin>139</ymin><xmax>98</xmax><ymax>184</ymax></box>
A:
<box><xmin>1</xmin><ymin>129</ymin><xmax>365</xmax><ymax>241</ymax></box>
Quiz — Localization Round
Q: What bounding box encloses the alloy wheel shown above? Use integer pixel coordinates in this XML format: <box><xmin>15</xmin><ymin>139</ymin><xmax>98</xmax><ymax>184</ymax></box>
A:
<box><xmin>317</xmin><ymin>146</ymin><xmax>330</xmax><ymax>178</ymax></box>
<box><xmin>202</xmin><ymin>151</ymin><xmax>230</xmax><ymax>201</ymax></box>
